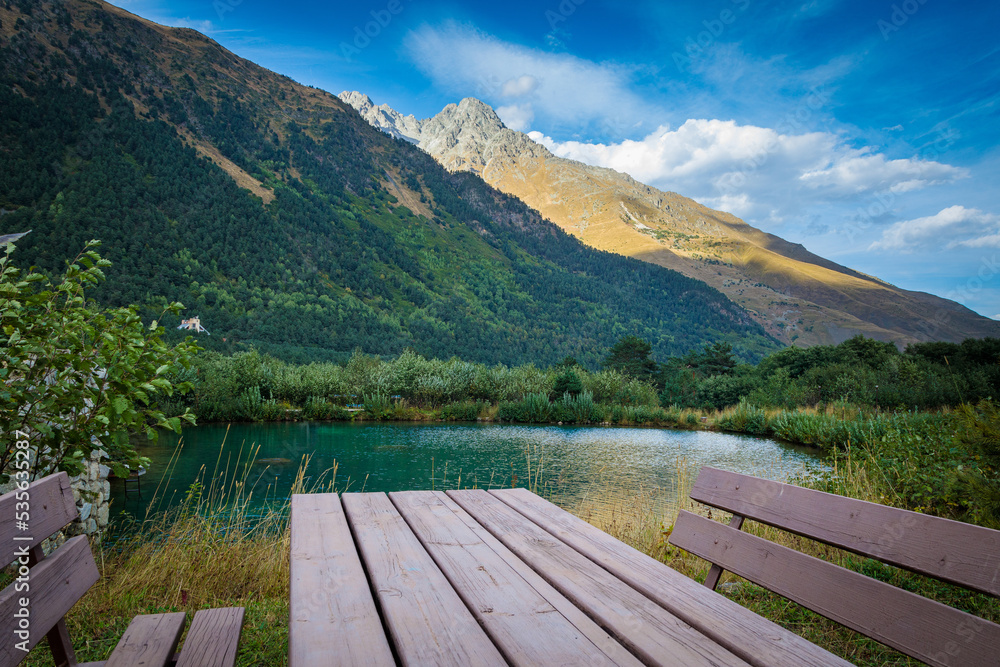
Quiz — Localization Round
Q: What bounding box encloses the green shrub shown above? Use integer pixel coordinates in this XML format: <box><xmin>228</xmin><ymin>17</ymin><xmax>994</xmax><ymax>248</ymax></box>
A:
<box><xmin>717</xmin><ymin>401</ymin><xmax>771</xmax><ymax>435</ymax></box>
<box><xmin>363</xmin><ymin>392</ymin><xmax>393</xmax><ymax>420</ymax></box>
<box><xmin>440</xmin><ymin>400</ymin><xmax>488</xmax><ymax>421</ymax></box>
<box><xmin>558</xmin><ymin>391</ymin><xmax>603</xmax><ymax>424</ymax></box>
<box><xmin>302</xmin><ymin>396</ymin><xmax>352</xmax><ymax>420</ymax></box>
<box><xmin>497</xmin><ymin>392</ymin><xmax>552</xmax><ymax>423</ymax></box>
<box><xmin>551</xmin><ymin>370</ymin><xmax>583</xmax><ymax>399</ymax></box>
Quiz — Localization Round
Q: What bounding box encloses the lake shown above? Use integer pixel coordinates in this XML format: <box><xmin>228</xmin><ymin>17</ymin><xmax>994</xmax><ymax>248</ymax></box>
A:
<box><xmin>112</xmin><ymin>422</ymin><xmax>827</xmax><ymax>526</ymax></box>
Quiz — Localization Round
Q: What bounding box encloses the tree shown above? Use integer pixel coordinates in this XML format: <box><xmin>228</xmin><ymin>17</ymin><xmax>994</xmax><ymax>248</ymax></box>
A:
<box><xmin>0</xmin><ymin>240</ymin><xmax>198</xmax><ymax>482</ymax></box>
<box><xmin>603</xmin><ymin>335</ymin><xmax>658</xmax><ymax>380</ymax></box>
<box><xmin>692</xmin><ymin>342</ymin><xmax>737</xmax><ymax>377</ymax></box>
<box><xmin>552</xmin><ymin>369</ymin><xmax>583</xmax><ymax>399</ymax></box>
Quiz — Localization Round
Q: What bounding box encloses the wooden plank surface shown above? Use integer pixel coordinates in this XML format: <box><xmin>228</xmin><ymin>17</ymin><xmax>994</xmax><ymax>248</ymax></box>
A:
<box><xmin>0</xmin><ymin>472</ymin><xmax>78</xmax><ymax>563</ymax></box>
<box><xmin>490</xmin><ymin>487</ymin><xmax>849</xmax><ymax>667</ymax></box>
<box><xmin>0</xmin><ymin>535</ymin><xmax>99</xmax><ymax>667</ymax></box>
<box><xmin>689</xmin><ymin>466</ymin><xmax>1000</xmax><ymax>596</ymax></box>
<box><xmin>423</xmin><ymin>492</ymin><xmax>645</xmax><ymax>667</ymax></box>
<box><xmin>288</xmin><ymin>493</ymin><xmax>394</xmax><ymax>667</ymax></box>
<box><xmin>104</xmin><ymin>612</ymin><xmax>187</xmax><ymax>667</ymax></box>
<box><xmin>175</xmin><ymin>607</ymin><xmax>245</xmax><ymax>667</ymax></box>
<box><xmin>391</xmin><ymin>490</ymin><xmax>625</xmax><ymax>667</ymax></box>
<box><xmin>341</xmin><ymin>492</ymin><xmax>507</xmax><ymax>667</ymax></box>
<box><xmin>672</xmin><ymin>510</ymin><xmax>1000</xmax><ymax>667</ymax></box>
<box><xmin>449</xmin><ymin>489</ymin><xmax>750</xmax><ymax>667</ymax></box>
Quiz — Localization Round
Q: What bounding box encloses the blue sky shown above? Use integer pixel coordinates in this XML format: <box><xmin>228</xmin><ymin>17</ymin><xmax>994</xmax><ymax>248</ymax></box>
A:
<box><xmin>110</xmin><ymin>0</ymin><xmax>1000</xmax><ymax>319</ymax></box>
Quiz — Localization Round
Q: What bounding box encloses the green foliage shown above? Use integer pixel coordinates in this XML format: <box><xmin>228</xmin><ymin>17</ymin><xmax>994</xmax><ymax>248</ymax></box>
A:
<box><xmin>555</xmin><ymin>390</ymin><xmax>603</xmax><ymax>424</ymax></box>
<box><xmin>716</xmin><ymin>400</ymin><xmax>770</xmax><ymax>435</ymax></box>
<box><xmin>362</xmin><ymin>392</ymin><xmax>393</xmax><ymax>420</ymax></box>
<box><xmin>603</xmin><ymin>335</ymin><xmax>658</xmax><ymax>380</ymax></box>
<box><xmin>954</xmin><ymin>400</ymin><xmax>1000</xmax><ymax>527</ymax></box>
<box><xmin>551</xmin><ymin>369</ymin><xmax>583</xmax><ymax>399</ymax></box>
<box><xmin>439</xmin><ymin>400</ymin><xmax>488</xmax><ymax>421</ymax></box>
<box><xmin>301</xmin><ymin>396</ymin><xmax>351</xmax><ymax>421</ymax></box>
<box><xmin>497</xmin><ymin>392</ymin><xmax>552</xmax><ymax>423</ymax></box>
<box><xmin>0</xmin><ymin>241</ymin><xmax>197</xmax><ymax>481</ymax></box>
<box><xmin>659</xmin><ymin>334</ymin><xmax>1000</xmax><ymax>411</ymax></box>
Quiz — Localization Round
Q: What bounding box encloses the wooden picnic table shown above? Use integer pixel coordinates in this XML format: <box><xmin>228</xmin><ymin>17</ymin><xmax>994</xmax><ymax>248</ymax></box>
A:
<box><xmin>289</xmin><ymin>488</ymin><xmax>852</xmax><ymax>666</ymax></box>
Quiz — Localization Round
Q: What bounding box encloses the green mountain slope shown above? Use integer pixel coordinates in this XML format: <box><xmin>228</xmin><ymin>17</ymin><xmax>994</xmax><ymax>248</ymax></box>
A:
<box><xmin>0</xmin><ymin>0</ymin><xmax>778</xmax><ymax>365</ymax></box>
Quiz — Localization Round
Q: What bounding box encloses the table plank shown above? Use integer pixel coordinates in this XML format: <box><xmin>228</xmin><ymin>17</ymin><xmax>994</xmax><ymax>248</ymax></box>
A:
<box><xmin>341</xmin><ymin>492</ymin><xmax>507</xmax><ymax>667</ymax></box>
<box><xmin>392</xmin><ymin>490</ymin><xmax>628</xmax><ymax>667</ymax></box>
<box><xmin>490</xmin><ymin>487</ymin><xmax>850</xmax><ymax>667</ymax></box>
<box><xmin>429</xmin><ymin>492</ymin><xmax>645</xmax><ymax>667</ymax></box>
<box><xmin>448</xmin><ymin>490</ymin><xmax>749</xmax><ymax>667</ymax></box>
<box><xmin>289</xmin><ymin>493</ymin><xmax>395</xmax><ymax>667</ymax></box>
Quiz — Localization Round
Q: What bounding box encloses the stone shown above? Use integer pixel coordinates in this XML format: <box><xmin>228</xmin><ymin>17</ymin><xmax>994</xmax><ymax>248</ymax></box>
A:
<box><xmin>99</xmin><ymin>464</ymin><xmax>111</xmax><ymax>478</ymax></box>
<box><xmin>84</xmin><ymin>518</ymin><xmax>97</xmax><ymax>534</ymax></box>
<box><xmin>78</xmin><ymin>502</ymin><xmax>92</xmax><ymax>522</ymax></box>
<box><xmin>96</xmin><ymin>504</ymin><xmax>109</xmax><ymax>527</ymax></box>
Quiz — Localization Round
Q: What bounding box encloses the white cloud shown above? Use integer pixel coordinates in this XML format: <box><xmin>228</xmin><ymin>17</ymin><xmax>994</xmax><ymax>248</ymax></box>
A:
<box><xmin>529</xmin><ymin>119</ymin><xmax>968</xmax><ymax>225</ymax></box>
<box><xmin>500</xmin><ymin>75</ymin><xmax>538</xmax><ymax>98</ymax></box>
<box><xmin>868</xmin><ymin>206</ymin><xmax>1000</xmax><ymax>252</ymax></box>
<box><xmin>496</xmin><ymin>104</ymin><xmax>534</xmax><ymax>131</ymax></box>
<box><xmin>403</xmin><ymin>22</ymin><xmax>650</xmax><ymax>132</ymax></box>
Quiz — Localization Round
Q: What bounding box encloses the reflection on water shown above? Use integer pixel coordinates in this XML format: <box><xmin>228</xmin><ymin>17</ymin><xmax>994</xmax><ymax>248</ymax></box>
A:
<box><xmin>114</xmin><ymin>422</ymin><xmax>827</xmax><ymax>527</ymax></box>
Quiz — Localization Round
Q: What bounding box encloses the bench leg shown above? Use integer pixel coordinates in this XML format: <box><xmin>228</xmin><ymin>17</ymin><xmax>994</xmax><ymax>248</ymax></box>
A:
<box><xmin>703</xmin><ymin>514</ymin><xmax>744</xmax><ymax>590</ymax></box>
<box><xmin>175</xmin><ymin>607</ymin><xmax>245</xmax><ymax>667</ymax></box>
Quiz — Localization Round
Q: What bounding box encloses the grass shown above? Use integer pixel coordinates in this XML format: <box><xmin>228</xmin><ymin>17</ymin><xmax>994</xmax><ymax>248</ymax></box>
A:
<box><xmin>17</xmin><ymin>436</ymin><xmax>341</xmax><ymax>667</ymax></box>
<box><xmin>14</xmin><ymin>417</ymin><xmax>999</xmax><ymax>666</ymax></box>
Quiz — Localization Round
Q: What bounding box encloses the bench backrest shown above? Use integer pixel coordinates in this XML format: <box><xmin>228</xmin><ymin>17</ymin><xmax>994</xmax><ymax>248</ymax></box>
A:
<box><xmin>1</xmin><ymin>472</ymin><xmax>100</xmax><ymax>667</ymax></box>
<box><xmin>669</xmin><ymin>467</ymin><xmax>1000</xmax><ymax>667</ymax></box>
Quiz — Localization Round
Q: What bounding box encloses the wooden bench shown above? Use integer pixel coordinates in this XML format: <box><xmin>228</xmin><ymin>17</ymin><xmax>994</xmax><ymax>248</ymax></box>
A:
<box><xmin>1</xmin><ymin>472</ymin><xmax>245</xmax><ymax>667</ymax></box>
<box><xmin>669</xmin><ymin>466</ymin><xmax>1000</xmax><ymax>667</ymax></box>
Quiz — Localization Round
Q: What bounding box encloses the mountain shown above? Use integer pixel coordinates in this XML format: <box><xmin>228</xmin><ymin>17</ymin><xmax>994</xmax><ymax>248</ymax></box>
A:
<box><xmin>0</xmin><ymin>0</ymin><xmax>778</xmax><ymax>366</ymax></box>
<box><xmin>341</xmin><ymin>92</ymin><xmax>1000</xmax><ymax>347</ymax></box>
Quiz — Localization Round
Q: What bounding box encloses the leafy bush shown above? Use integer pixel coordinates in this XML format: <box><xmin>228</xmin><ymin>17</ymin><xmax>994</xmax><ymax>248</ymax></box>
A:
<box><xmin>0</xmin><ymin>241</ymin><xmax>197</xmax><ymax>481</ymax></box>
<box><xmin>302</xmin><ymin>396</ymin><xmax>352</xmax><ymax>420</ymax></box>
<box><xmin>557</xmin><ymin>391</ymin><xmax>603</xmax><ymax>424</ymax></box>
<box><xmin>716</xmin><ymin>400</ymin><xmax>771</xmax><ymax>435</ymax></box>
<box><xmin>551</xmin><ymin>369</ymin><xmax>583</xmax><ymax>399</ymax></box>
<box><xmin>440</xmin><ymin>400</ymin><xmax>488</xmax><ymax>421</ymax></box>
<box><xmin>497</xmin><ymin>392</ymin><xmax>552</xmax><ymax>423</ymax></box>
<box><xmin>363</xmin><ymin>392</ymin><xmax>393</xmax><ymax>420</ymax></box>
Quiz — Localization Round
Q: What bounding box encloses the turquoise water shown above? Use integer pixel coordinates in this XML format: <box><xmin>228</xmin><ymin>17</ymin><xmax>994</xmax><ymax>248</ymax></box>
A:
<box><xmin>112</xmin><ymin>422</ymin><xmax>826</xmax><ymax>524</ymax></box>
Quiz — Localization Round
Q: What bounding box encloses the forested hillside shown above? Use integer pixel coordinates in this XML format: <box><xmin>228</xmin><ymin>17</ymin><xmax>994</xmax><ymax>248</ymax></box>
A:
<box><xmin>0</xmin><ymin>0</ymin><xmax>777</xmax><ymax>365</ymax></box>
